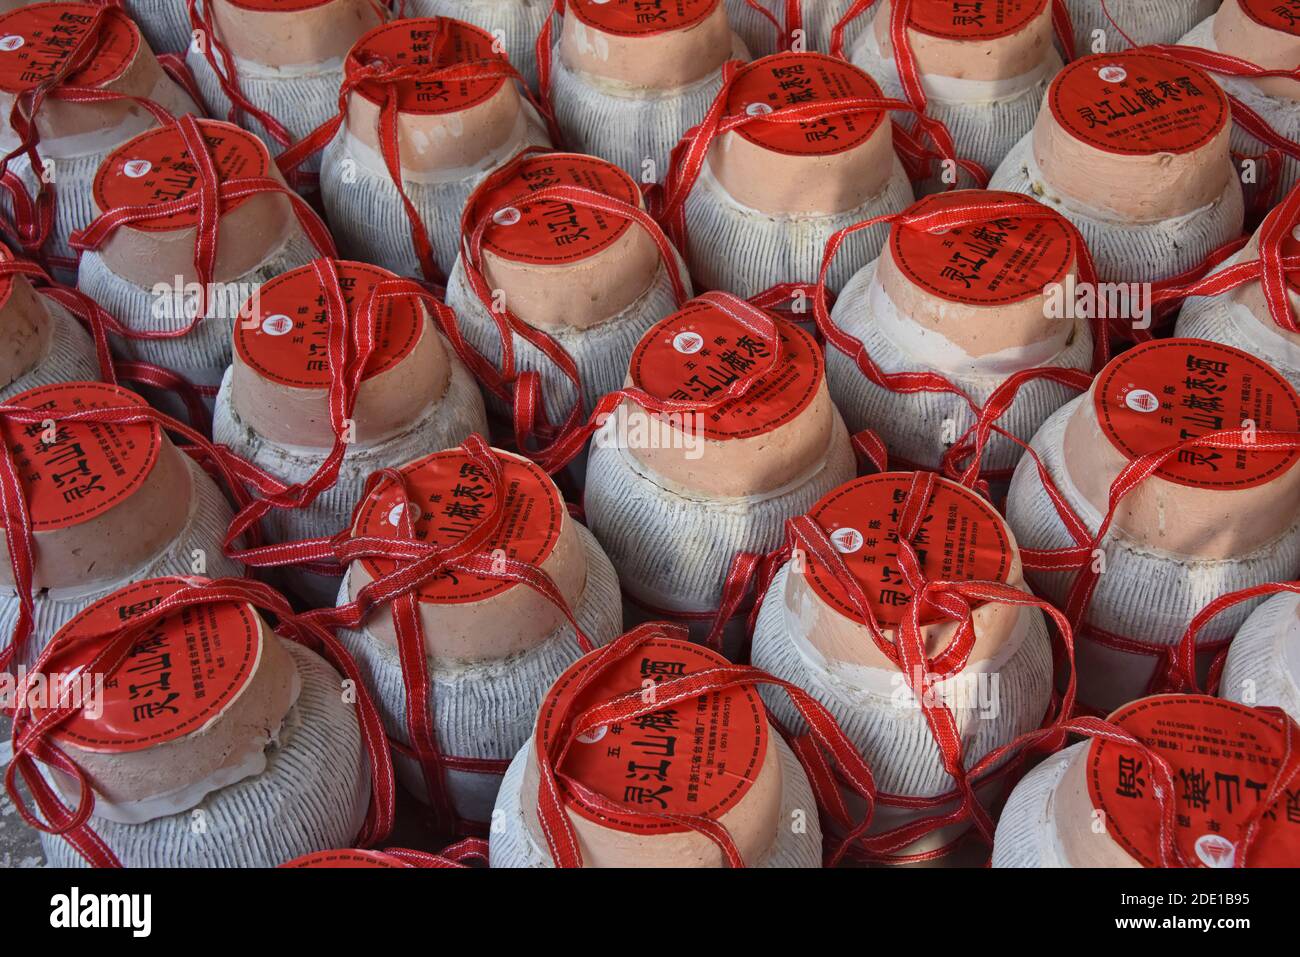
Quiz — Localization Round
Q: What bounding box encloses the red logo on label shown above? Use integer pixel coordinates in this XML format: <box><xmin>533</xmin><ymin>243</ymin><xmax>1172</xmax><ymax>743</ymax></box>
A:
<box><xmin>0</xmin><ymin>5</ymin><xmax>138</xmax><ymax>94</ymax></box>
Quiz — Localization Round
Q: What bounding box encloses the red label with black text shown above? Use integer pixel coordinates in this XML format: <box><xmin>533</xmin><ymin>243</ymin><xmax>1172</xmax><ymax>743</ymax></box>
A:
<box><xmin>1240</xmin><ymin>0</ymin><xmax>1300</xmax><ymax>34</ymax></box>
<box><xmin>1094</xmin><ymin>339</ymin><xmax>1300</xmax><ymax>489</ymax></box>
<box><xmin>1088</xmin><ymin>695</ymin><xmax>1300</xmax><ymax>868</ymax></box>
<box><xmin>727</xmin><ymin>53</ymin><xmax>885</xmax><ymax>156</ymax></box>
<box><xmin>346</xmin><ymin>18</ymin><xmax>506</xmax><ymax>115</ymax></box>
<box><xmin>629</xmin><ymin>300</ymin><xmax>822</xmax><ymax>440</ymax></box>
<box><xmin>536</xmin><ymin>637</ymin><xmax>767</xmax><ymax>833</ymax></box>
<box><xmin>94</xmin><ymin>121</ymin><xmax>271</xmax><ymax>231</ymax></box>
<box><xmin>0</xmin><ymin>4</ymin><xmax>138</xmax><ymax>94</ymax></box>
<box><xmin>283</xmin><ymin>849</ymin><xmax>410</xmax><ymax>868</ymax></box>
<box><xmin>890</xmin><ymin>191</ymin><xmax>1075</xmax><ymax>305</ymax></box>
<box><xmin>235</xmin><ymin>261</ymin><xmax>422</xmax><ymax>389</ymax></box>
<box><xmin>45</xmin><ymin>577</ymin><xmax>262</xmax><ymax>754</ymax></box>
<box><xmin>905</xmin><ymin>0</ymin><xmax>1044</xmax><ymax>40</ymax></box>
<box><xmin>1048</xmin><ymin>53</ymin><xmax>1227</xmax><ymax>155</ymax></box>
<box><xmin>469</xmin><ymin>153</ymin><xmax>640</xmax><ymax>265</ymax></box>
<box><xmin>803</xmin><ymin>473</ymin><xmax>1012</xmax><ymax>627</ymax></box>
<box><xmin>569</xmin><ymin>0</ymin><xmax>718</xmax><ymax>37</ymax></box>
<box><xmin>353</xmin><ymin>449</ymin><xmax>562</xmax><ymax>604</ymax></box>
<box><xmin>0</xmin><ymin>382</ymin><xmax>160</xmax><ymax>531</ymax></box>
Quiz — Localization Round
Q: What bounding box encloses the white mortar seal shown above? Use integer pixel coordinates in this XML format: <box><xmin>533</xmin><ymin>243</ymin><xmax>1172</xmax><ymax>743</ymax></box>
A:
<box><xmin>333</xmin><ymin>445</ymin><xmax>623</xmax><ymax>823</ymax></box>
<box><xmin>546</xmin><ymin>0</ymin><xmax>749</xmax><ymax>180</ymax></box>
<box><xmin>406</xmin><ymin>0</ymin><xmax>552</xmax><ymax>89</ymax></box>
<box><xmin>0</xmin><ymin>3</ymin><xmax>199</xmax><ymax>279</ymax></box>
<box><xmin>185</xmin><ymin>0</ymin><xmax>384</xmax><ymax>180</ymax></box>
<box><xmin>0</xmin><ymin>382</ymin><xmax>244</xmax><ymax>669</ymax></box>
<box><xmin>319</xmin><ymin>17</ymin><xmax>551</xmax><ymax>281</ymax></box>
<box><xmin>490</xmin><ymin>631</ymin><xmax>822</xmax><ymax>867</ymax></box>
<box><xmin>211</xmin><ymin>260</ymin><xmax>489</xmax><ymax>606</ymax></box>
<box><xmin>988</xmin><ymin>51</ymin><xmax>1245</xmax><ymax>283</ymax></box>
<box><xmin>32</xmin><ymin>578</ymin><xmax>371</xmax><ymax>867</ymax></box>
<box><xmin>445</xmin><ymin>150</ymin><xmax>692</xmax><ymax>427</ymax></box>
<box><xmin>824</xmin><ymin>189</ymin><xmax>1093</xmax><ymax>478</ymax></box>
<box><xmin>0</xmin><ymin>247</ymin><xmax>100</xmax><ymax>401</ymax></box>
<box><xmin>1221</xmin><ymin>590</ymin><xmax>1300</xmax><ymax>721</ymax></box>
<box><xmin>848</xmin><ymin>0</ymin><xmax>1061</xmax><ymax>195</ymax></box>
<box><xmin>676</xmin><ymin>51</ymin><xmax>913</xmax><ymax>298</ymax></box>
<box><xmin>1004</xmin><ymin>338</ymin><xmax>1300</xmax><ymax>713</ymax></box>
<box><xmin>74</xmin><ymin>118</ymin><xmax>328</xmax><ymax>394</ymax></box>
<box><xmin>993</xmin><ymin>694</ymin><xmax>1300</xmax><ymax>867</ymax></box>
<box><xmin>1179</xmin><ymin>1</ymin><xmax>1300</xmax><ymax>213</ymax></box>
<box><xmin>583</xmin><ymin>296</ymin><xmax>855</xmax><ymax>626</ymax></box>
<box><xmin>750</xmin><ymin>471</ymin><xmax>1054</xmax><ymax>862</ymax></box>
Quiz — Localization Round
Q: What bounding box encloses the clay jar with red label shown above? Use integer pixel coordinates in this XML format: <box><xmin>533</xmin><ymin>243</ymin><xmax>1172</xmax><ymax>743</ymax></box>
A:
<box><xmin>339</xmin><ymin>18</ymin><xmax>532</xmax><ymax>179</ymax></box>
<box><xmin>616</xmin><ymin>297</ymin><xmax>838</xmax><ymax>497</ymax></box>
<box><xmin>0</xmin><ymin>4</ymin><xmax>196</xmax><ymax>152</ymax></box>
<box><xmin>460</xmin><ymin>153</ymin><xmax>663</xmax><ymax>332</ymax></box>
<box><xmin>228</xmin><ymin>260</ymin><xmax>450</xmax><ymax>448</ymax></box>
<box><xmin>39</xmin><ymin>576</ymin><xmax>298</xmax><ymax>815</ymax></box>
<box><xmin>1034</xmin><ymin>695</ymin><xmax>1300</xmax><ymax>867</ymax></box>
<box><xmin>1029</xmin><ymin>52</ymin><xmax>1233</xmax><ymax>222</ymax></box>
<box><xmin>87</xmin><ymin>119</ymin><xmax>296</xmax><ymax>290</ymax></box>
<box><xmin>205</xmin><ymin>0</ymin><xmax>383</xmax><ymax>69</ymax></box>
<box><xmin>866</xmin><ymin>0</ymin><xmax>1053</xmax><ymax>83</ymax></box>
<box><xmin>512</xmin><ymin>636</ymin><xmax>790</xmax><ymax>867</ymax></box>
<box><xmin>0</xmin><ymin>382</ymin><xmax>195</xmax><ymax>595</ymax></box>
<box><xmin>876</xmin><ymin>189</ymin><xmax>1079</xmax><ymax>365</ymax></box>
<box><xmin>778</xmin><ymin>472</ymin><xmax>1030</xmax><ymax>671</ymax></box>
<box><xmin>1211</xmin><ymin>0</ymin><xmax>1300</xmax><ymax>99</ymax></box>
<box><xmin>558</xmin><ymin>0</ymin><xmax>735</xmax><ymax>91</ymax></box>
<box><xmin>1061</xmin><ymin>338</ymin><xmax>1300</xmax><ymax>559</ymax></box>
<box><xmin>345</xmin><ymin>447</ymin><xmax>590</xmax><ymax>660</ymax></box>
<box><xmin>707</xmin><ymin>53</ymin><xmax>898</xmax><ymax>218</ymax></box>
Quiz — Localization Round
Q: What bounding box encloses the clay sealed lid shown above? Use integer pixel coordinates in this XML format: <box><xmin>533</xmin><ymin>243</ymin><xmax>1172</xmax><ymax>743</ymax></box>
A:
<box><xmin>467</xmin><ymin>153</ymin><xmax>641</xmax><ymax>267</ymax></box>
<box><xmin>93</xmin><ymin>119</ymin><xmax>272</xmax><ymax>231</ymax></box>
<box><xmin>0</xmin><ymin>381</ymin><xmax>161</xmax><ymax>532</ymax></box>
<box><xmin>535</xmin><ymin>636</ymin><xmax>767</xmax><ymax>834</ymax></box>
<box><xmin>0</xmin><ymin>3</ymin><xmax>138</xmax><ymax>95</ymax></box>
<box><xmin>234</xmin><ymin>260</ymin><xmax>422</xmax><ymax>390</ymax></box>
<box><xmin>345</xmin><ymin>17</ymin><xmax>507</xmax><ymax>116</ymax></box>
<box><xmin>351</xmin><ymin>448</ymin><xmax>563</xmax><ymax>605</ymax></box>
<box><xmin>899</xmin><ymin>0</ymin><xmax>1043</xmax><ymax>39</ymax></box>
<box><xmin>568</xmin><ymin>0</ymin><xmax>719</xmax><ymax>36</ymax></box>
<box><xmin>1046</xmin><ymin>52</ymin><xmax>1229</xmax><ymax>156</ymax></box>
<box><xmin>628</xmin><ymin>299</ymin><xmax>821</xmax><ymax>441</ymax></box>
<box><xmin>888</xmin><ymin>190</ymin><xmax>1075</xmax><ymax>306</ymax></box>
<box><xmin>41</xmin><ymin>577</ymin><xmax>262</xmax><ymax>755</ymax></box>
<box><xmin>802</xmin><ymin>472</ymin><xmax>1013</xmax><ymax>628</ymax></box>
<box><xmin>726</xmin><ymin>53</ymin><xmax>886</xmax><ymax>157</ymax></box>
<box><xmin>1092</xmin><ymin>339</ymin><xmax>1300</xmax><ymax>490</ymax></box>
<box><xmin>1239</xmin><ymin>0</ymin><xmax>1300</xmax><ymax>33</ymax></box>
<box><xmin>282</xmin><ymin>849</ymin><xmax>412</xmax><ymax>868</ymax></box>
<box><xmin>1087</xmin><ymin>694</ymin><xmax>1300</xmax><ymax>867</ymax></box>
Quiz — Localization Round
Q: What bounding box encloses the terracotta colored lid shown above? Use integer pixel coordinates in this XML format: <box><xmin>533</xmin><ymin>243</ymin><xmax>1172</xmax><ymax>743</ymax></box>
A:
<box><xmin>208</xmin><ymin>0</ymin><xmax>383</xmax><ymax>68</ymax></box>
<box><xmin>869</xmin><ymin>0</ymin><xmax>1053</xmax><ymax>83</ymax></box>
<box><xmin>1214</xmin><ymin>0</ymin><xmax>1300</xmax><ymax>100</ymax></box>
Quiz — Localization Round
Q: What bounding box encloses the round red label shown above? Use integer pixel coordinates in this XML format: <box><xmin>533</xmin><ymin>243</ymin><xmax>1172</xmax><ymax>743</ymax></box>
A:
<box><xmin>727</xmin><ymin>53</ymin><xmax>885</xmax><ymax>157</ymax></box>
<box><xmin>346</xmin><ymin>18</ymin><xmax>506</xmax><ymax>115</ymax></box>
<box><xmin>904</xmin><ymin>0</ymin><xmax>1044</xmax><ymax>40</ymax></box>
<box><xmin>353</xmin><ymin>448</ymin><xmax>563</xmax><ymax>604</ymax></box>
<box><xmin>0</xmin><ymin>4</ymin><xmax>138</xmax><ymax>95</ymax></box>
<box><xmin>0</xmin><ymin>382</ymin><xmax>161</xmax><ymax>531</ymax></box>
<box><xmin>1047</xmin><ymin>53</ymin><xmax>1228</xmax><ymax>155</ymax></box>
<box><xmin>234</xmin><ymin>261</ymin><xmax>422</xmax><ymax>389</ymax></box>
<box><xmin>1093</xmin><ymin>339</ymin><xmax>1300</xmax><ymax>490</ymax></box>
<box><xmin>569</xmin><ymin>0</ymin><xmax>718</xmax><ymax>37</ymax></box>
<box><xmin>44</xmin><ymin>577</ymin><xmax>262</xmax><ymax>755</ymax></box>
<box><xmin>93</xmin><ymin>121</ymin><xmax>271</xmax><ymax>232</ymax></box>
<box><xmin>224</xmin><ymin>0</ymin><xmax>334</xmax><ymax>11</ymax></box>
<box><xmin>1088</xmin><ymin>695</ymin><xmax>1300</xmax><ymax>868</ymax></box>
<box><xmin>282</xmin><ymin>849</ymin><xmax>411</xmax><ymax>868</ymax></box>
<box><xmin>889</xmin><ymin>190</ymin><xmax>1075</xmax><ymax>306</ymax></box>
<box><xmin>1239</xmin><ymin>0</ymin><xmax>1300</xmax><ymax>35</ymax></box>
<box><xmin>802</xmin><ymin>473</ymin><xmax>1012</xmax><ymax>628</ymax></box>
<box><xmin>628</xmin><ymin>300</ymin><xmax>822</xmax><ymax>441</ymax></box>
<box><xmin>536</xmin><ymin>637</ymin><xmax>767</xmax><ymax>834</ymax></box>
<box><xmin>468</xmin><ymin>153</ymin><xmax>641</xmax><ymax>266</ymax></box>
